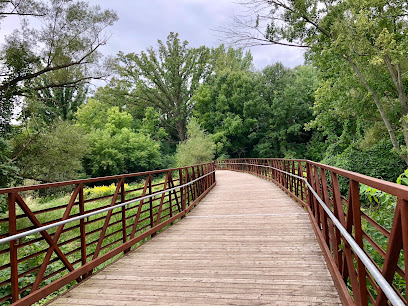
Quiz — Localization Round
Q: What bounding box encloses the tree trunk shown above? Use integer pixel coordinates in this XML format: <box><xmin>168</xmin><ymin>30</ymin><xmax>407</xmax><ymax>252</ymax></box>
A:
<box><xmin>344</xmin><ymin>55</ymin><xmax>408</xmax><ymax>164</ymax></box>
<box><xmin>176</xmin><ymin>120</ymin><xmax>185</xmax><ymax>142</ymax></box>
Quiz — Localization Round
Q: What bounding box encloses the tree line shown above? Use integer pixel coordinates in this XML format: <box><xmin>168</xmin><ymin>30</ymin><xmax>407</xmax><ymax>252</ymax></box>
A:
<box><xmin>1</xmin><ymin>0</ymin><xmax>407</xmax><ymax>195</ymax></box>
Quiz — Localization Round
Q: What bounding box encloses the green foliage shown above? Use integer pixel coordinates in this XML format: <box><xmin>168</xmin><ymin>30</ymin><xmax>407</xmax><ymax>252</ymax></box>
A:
<box><xmin>175</xmin><ymin>118</ymin><xmax>215</xmax><ymax>167</ymax></box>
<box><xmin>193</xmin><ymin>68</ymin><xmax>265</xmax><ymax>158</ymax></box>
<box><xmin>75</xmin><ymin>98</ymin><xmax>112</xmax><ymax>131</ymax></box>
<box><xmin>0</xmin><ymin>138</ymin><xmax>20</xmax><ymax>213</ymax></box>
<box><xmin>231</xmin><ymin>0</ymin><xmax>408</xmax><ymax>163</ymax></box>
<box><xmin>116</xmin><ymin>32</ymin><xmax>212</xmax><ymax>142</ymax></box>
<box><xmin>0</xmin><ymin>138</ymin><xmax>19</xmax><ymax>188</ymax></box>
<box><xmin>211</xmin><ymin>45</ymin><xmax>253</xmax><ymax>72</ymax></box>
<box><xmin>0</xmin><ymin>0</ymin><xmax>117</xmax><ymax>133</ymax></box>
<box><xmin>76</xmin><ymin>99</ymin><xmax>162</xmax><ymax>177</ymax></box>
<box><xmin>194</xmin><ymin>62</ymin><xmax>322</xmax><ymax>159</ymax></box>
<box><xmin>13</xmin><ymin>121</ymin><xmax>89</xmax><ymax>182</ymax></box>
<box><xmin>84</xmin><ymin>128</ymin><xmax>161</xmax><ymax>177</ymax></box>
<box><xmin>359</xmin><ymin>185</ymin><xmax>395</xmax><ymax>209</ymax></box>
<box><xmin>396</xmin><ymin>169</ymin><xmax>408</xmax><ymax>186</ymax></box>
<box><xmin>256</xmin><ymin>65</ymin><xmax>320</xmax><ymax>158</ymax></box>
<box><xmin>323</xmin><ymin>140</ymin><xmax>406</xmax><ymax>184</ymax></box>
<box><xmin>141</xmin><ymin>107</ymin><xmax>168</xmax><ymax>142</ymax></box>
<box><xmin>24</xmin><ymin>80</ymin><xmax>88</xmax><ymax>126</ymax></box>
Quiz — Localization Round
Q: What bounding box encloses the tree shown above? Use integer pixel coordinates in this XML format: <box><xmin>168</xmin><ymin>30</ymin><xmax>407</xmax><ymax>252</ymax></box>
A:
<box><xmin>12</xmin><ymin>121</ymin><xmax>89</xmax><ymax>182</ymax></box>
<box><xmin>0</xmin><ymin>0</ymin><xmax>118</xmax><ymax>133</ymax></box>
<box><xmin>76</xmin><ymin>99</ymin><xmax>162</xmax><ymax>177</ymax></box>
<box><xmin>23</xmin><ymin>79</ymin><xmax>88</xmax><ymax>126</ymax></box>
<box><xmin>0</xmin><ymin>1</ymin><xmax>45</xmax><ymax>19</ymax></box>
<box><xmin>256</xmin><ymin>65</ymin><xmax>319</xmax><ymax>158</ymax></box>
<box><xmin>175</xmin><ymin>118</ymin><xmax>215</xmax><ymax>167</ymax></box>
<box><xmin>0</xmin><ymin>137</ymin><xmax>19</xmax><ymax>187</ymax></box>
<box><xmin>116</xmin><ymin>32</ymin><xmax>212</xmax><ymax>142</ymax></box>
<box><xmin>225</xmin><ymin>0</ymin><xmax>408</xmax><ymax>164</ymax></box>
<box><xmin>193</xmin><ymin>69</ymin><xmax>266</xmax><ymax>158</ymax></box>
<box><xmin>211</xmin><ymin>45</ymin><xmax>254</xmax><ymax>72</ymax></box>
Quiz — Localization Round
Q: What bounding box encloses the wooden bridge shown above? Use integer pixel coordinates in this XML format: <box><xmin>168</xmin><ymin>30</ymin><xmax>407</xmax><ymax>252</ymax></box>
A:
<box><xmin>0</xmin><ymin>159</ymin><xmax>407</xmax><ymax>305</ymax></box>
<box><xmin>50</xmin><ymin>170</ymin><xmax>341</xmax><ymax>305</ymax></box>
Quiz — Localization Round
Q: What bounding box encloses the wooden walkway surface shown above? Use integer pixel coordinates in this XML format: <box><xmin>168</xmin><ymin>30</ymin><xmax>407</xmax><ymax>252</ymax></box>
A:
<box><xmin>51</xmin><ymin>170</ymin><xmax>342</xmax><ymax>305</ymax></box>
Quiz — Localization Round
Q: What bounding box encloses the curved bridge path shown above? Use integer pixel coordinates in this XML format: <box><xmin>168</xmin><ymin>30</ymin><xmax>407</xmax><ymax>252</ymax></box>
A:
<box><xmin>51</xmin><ymin>171</ymin><xmax>342</xmax><ymax>305</ymax></box>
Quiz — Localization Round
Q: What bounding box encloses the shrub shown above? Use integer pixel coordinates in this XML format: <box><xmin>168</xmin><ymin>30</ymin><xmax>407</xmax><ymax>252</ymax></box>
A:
<box><xmin>175</xmin><ymin>118</ymin><xmax>215</xmax><ymax>167</ymax></box>
<box><xmin>322</xmin><ymin>139</ymin><xmax>406</xmax><ymax>182</ymax></box>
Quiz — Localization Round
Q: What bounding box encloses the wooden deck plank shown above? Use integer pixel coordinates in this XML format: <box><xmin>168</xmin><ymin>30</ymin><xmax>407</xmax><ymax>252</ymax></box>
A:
<box><xmin>50</xmin><ymin>170</ymin><xmax>342</xmax><ymax>305</ymax></box>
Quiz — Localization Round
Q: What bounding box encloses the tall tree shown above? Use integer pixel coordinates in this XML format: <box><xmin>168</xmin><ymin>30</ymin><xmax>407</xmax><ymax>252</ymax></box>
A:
<box><xmin>116</xmin><ymin>32</ymin><xmax>212</xmax><ymax>142</ymax></box>
<box><xmin>193</xmin><ymin>68</ymin><xmax>266</xmax><ymax>158</ymax></box>
<box><xmin>257</xmin><ymin>65</ymin><xmax>318</xmax><ymax>158</ymax></box>
<box><xmin>0</xmin><ymin>0</ymin><xmax>118</xmax><ymax>134</ymax></box>
<box><xmin>224</xmin><ymin>0</ymin><xmax>408</xmax><ymax>164</ymax></box>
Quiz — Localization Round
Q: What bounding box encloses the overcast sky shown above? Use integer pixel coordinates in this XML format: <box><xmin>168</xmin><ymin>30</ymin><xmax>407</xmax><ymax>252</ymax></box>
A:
<box><xmin>88</xmin><ymin>0</ymin><xmax>305</xmax><ymax>70</ymax></box>
<box><xmin>1</xmin><ymin>0</ymin><xmax>305</xmax><ymax>70</ymax></box>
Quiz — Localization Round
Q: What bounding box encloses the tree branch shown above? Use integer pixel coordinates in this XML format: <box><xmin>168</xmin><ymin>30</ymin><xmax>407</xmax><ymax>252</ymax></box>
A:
<box><xmin>8</xmin><ymin>129</ymin><xmax>42</xmax><ymax>164</ymax></box>
<box><xmin>0</xmin><ymin>41</ymin><xmax>104</xmax><ymax>91</ymax></box>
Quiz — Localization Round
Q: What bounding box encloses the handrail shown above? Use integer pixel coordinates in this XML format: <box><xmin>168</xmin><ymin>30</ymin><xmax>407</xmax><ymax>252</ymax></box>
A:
<box><xmin>0</xmin><ymin>162</ymin><xmax>216</xmax><ymax>305</ymax></box>
<box><xmin>218</xmin><ymin>162</ymin><xmax>404</xmax><ymax>306</ymax></box>
<box><xmin>0</xmin><ymin>162</ymin><xmax>213</xmax><ymax>194</ymax></box>
<box><xmin>0</xmin><ymin>171</ymin><xmax>215</xmax><ymax>245</ymax></box>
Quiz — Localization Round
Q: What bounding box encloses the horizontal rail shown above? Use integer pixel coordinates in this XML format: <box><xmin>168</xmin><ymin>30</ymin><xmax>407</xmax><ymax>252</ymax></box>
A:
<box><xmin>222</xmin><ymin>158</ymin><xmax>408</xmax><ymax>197</ymax></box>
<box><xmin>0</xmin><ymin>162</ymin><xmax>212</xmax><ymax>194</ymax></box>
<box><xmin>0</xmin><ymin>171</ymin><xmax>215</xmax><ymax>245</ymax></box>
<box><xmin>218</xmin><ymin>162</ymin><xmax>405</xmax><ymax>306</ymax></box>
<box><xmin>0</xmin><ymin>162</ymin><xmax>216</xmax><ymax>305</ymax></box>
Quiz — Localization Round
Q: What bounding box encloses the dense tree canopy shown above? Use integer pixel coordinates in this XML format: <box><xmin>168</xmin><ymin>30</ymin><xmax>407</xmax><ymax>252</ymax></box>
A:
<box><xmin>225</xmin><ymin>0</ymin><xmax>408</xmax><ymax>164</ymax></box>
<box><xmin>193</xmin><ymin>60</ymin><xmax>320</xmax><ymax>159</ymax></box>
<box><xmin>0</xmin><ymin>0</ymin><xmax>117</xmax><ymax>134</ymax></box>
<box><xmin>1</xmin><ymin>1</ymin><xmax>407</xmax><ymax>193</ymax></box>
<box><xmin>115</xmin><ymin>33</ymin><xmax>212</xmax><ymax>142</ymax></box>
<box><xmin>76</xmin><ymin>99</ymin><xmax>162</xmax><ymax>177</ymax></box>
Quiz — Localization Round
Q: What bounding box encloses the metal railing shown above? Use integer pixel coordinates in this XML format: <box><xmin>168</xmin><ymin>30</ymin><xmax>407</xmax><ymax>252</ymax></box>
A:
<box><xmin>2</xmin><ymin>157</ymin><xmax>407</xmax><ymax>306</ymax></box>
<box><xmin>0</xmin><ymin>162</ymin><xmax>216</xmax><ymax>305</ymax></box>
<box><xmin>216</xmin><ymin>160</ymin><xmax>406</xmax><ymax>306</ymax></box>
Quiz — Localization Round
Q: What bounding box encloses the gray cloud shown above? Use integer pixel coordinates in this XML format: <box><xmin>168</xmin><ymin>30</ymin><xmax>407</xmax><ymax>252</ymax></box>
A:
<box><xmin>91</xmin><ymin>0</ymin><xmax>305</xmax><ymax>70</ymax></box>
<box><xmin>0</xmin><ymin>0</ymin><xmax>305</xmax><ymax>70</ymax></box>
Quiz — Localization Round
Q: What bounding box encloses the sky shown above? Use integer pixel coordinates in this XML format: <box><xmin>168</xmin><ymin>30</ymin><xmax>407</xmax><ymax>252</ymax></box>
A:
<box><xmin>0</xmin><ymin>0</ymin><xmax>305</xmax><ymax>70</ymax></box>
<box><xmin>87</xmin><ymin>0</ymin><xmax>305</xmax><ymax>70</ymax></box>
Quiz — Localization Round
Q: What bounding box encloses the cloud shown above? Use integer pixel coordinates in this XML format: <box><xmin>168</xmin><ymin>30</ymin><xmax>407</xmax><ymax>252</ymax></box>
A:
<box><xmin>91</xmin><ymin>0</ymin><xmax>305</xmax><ymax>70</ymax></box>
<box><xmin>0</xmin><ymin>0</ymin><xmax>305</xmax><ymax>71</ymax></box>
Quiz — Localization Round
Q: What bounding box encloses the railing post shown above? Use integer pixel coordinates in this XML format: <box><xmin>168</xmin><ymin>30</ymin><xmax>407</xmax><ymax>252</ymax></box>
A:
<box><xmin>306</xmin><ymin>162</ymin><xmax>313</xmax><ymax>209</ymax></box>
<box><xmin>120</xmin><ymin>178</ymin><xmax>128</xmax><ymax>253</ymax></box>
<box><xmin>9</xmin><ymin>192</ymin><xmax>19</xmax><ymax>303</ymax></box>
<box><xmin>375</xmin><ymin>198</ymin><xmax>405</xmax><ymax>306</ymax></box>
<box><xmin>179</xmin><ymin>169</ymin><xmax>186</xmax><ymax>217</ymax></box>
<box><xmin>400</xmin><ymin>199</ymin><xmax>408</xmax><ymax>299</ymax></box>
<box><xmin>213</xmin><ymin>162</ymin><xmax>216</xmax><ymax>184</ymax></box>
<box><xmin>169</xmin><ymin>172</ymin><xmax>173</xmax><ymax>220</ymax></box>
<box><xmin>350</xmin><ymin>180</ymin><xmax>368</xmax><ymax>306</ymax></box>
<box><xmin>149</xmin><ymin>175</ymin><xmax>155</xmax><ymax>238</ymax></box>
<box><xmin>78</xmin><ymin>184</ymin><xmax>87</xmax><ymax>278</ymax></box>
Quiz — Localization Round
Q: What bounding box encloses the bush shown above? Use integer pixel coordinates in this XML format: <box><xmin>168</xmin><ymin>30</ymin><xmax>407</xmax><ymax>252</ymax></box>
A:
<box><xmin>13</xmin><ymin>121</ymin><xmax>89</xmax><ymax>182</ymax></box>
<box><xmin>322</xmin><ymin>139</ymin><xmax>406</xmax><ymax>182</ymax></box>
<box><xmin>84</xmin><ymin>128</ymin><xmax>162</xmax><ymax>177</ymax></box>
<box><xmin>175</xmin><ymin>118</ymin><xmax>215</xmax><ymax>167</ymax></box>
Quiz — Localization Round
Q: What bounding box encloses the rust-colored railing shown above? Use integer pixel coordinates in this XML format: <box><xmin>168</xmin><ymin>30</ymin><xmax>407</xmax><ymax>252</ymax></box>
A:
<box><xmin>0</xmin><ymin>162</ymin><xmax>216</xmax><ymax>305</ymax></box>
<box><xmin>216</xmin><ymin>159</ymin><xmax>408</xmax><ymax>306</ymax></box>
